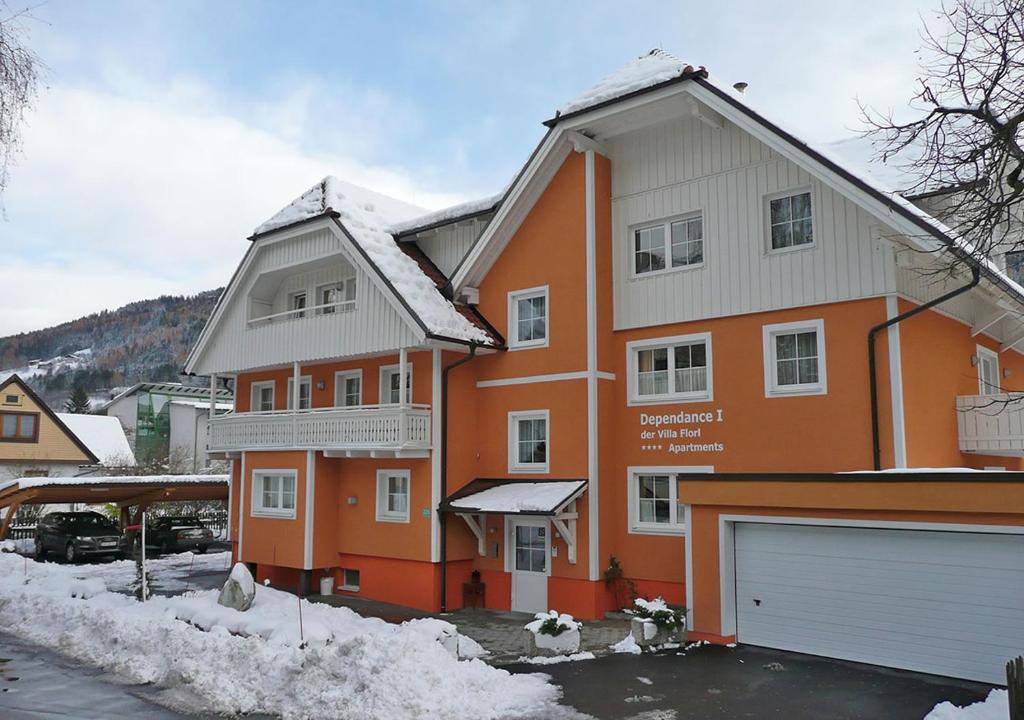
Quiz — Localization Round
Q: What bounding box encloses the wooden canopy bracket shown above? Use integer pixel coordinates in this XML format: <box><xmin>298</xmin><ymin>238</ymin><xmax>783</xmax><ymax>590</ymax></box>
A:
<box><xmin>456</xmin><ymin>513</ymin><xmax>487</xmax><ymax>556</ymax></box>
<box><xmin>551</xmin><ymin>500</ymin><xmax>579</xmax><ymax>565</ymax></box>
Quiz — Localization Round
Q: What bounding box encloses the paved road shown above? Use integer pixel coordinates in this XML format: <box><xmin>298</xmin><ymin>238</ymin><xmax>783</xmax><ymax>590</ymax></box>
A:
<box><xmin>508</xmin><ymin>644</ymin><xmax>995</xmax><ymax>720</ymax></box>
<box><xmin>0</xmin><ymin>632</ymin><xmax>190</xmax><ymax>719</ymax></box>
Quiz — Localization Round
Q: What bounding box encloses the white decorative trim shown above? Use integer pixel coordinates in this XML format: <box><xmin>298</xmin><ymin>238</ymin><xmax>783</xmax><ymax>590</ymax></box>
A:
<box><xmin>626</xmin><ymin>332</ymin><xmax>713</xmax><ymax>406</ymax></box>
<box><xmin>507</xmin><ymin>285</ymin><xmax>550</xmax><ymax>350</ymax></box>
<box><xmin>626</xmin><ymin>465</ymin><xmax>712</xmax><ymax>535</ymax></box>
<box><xmin>303</xmin><ymin>451</ymin><xmax>315</xmax><ymax>569</ymax></box>
<box><xmin>508</xmin><ymin>409</ymin><xmax>550</xmax><ymax>474</ymax></box>
<box><xmin>886</xmin><ymin>296</ymin><xmax>907</xmax><ymax>468</ymax></box>
<box><xmin>585</xmin><ymin>148</ymin><xmax>600</xmax><ymax>582</ymax></box>
<box><xmin>237</xmin><ymin>452</ymin><xmax>246</xmax><ymax>561</ymax></box>
<box><xmin>476</xmin><ymin>370</ymin><xmax>615</xmax><ymax>388</ymax></box>
<box><xmin>250</xmin><ymin>468</ymin><xmax>298</xmax><ymax>519</ymax></box>
<box><xmin>762</xmin><ymin>318</ymin><xmax>827</xmax><ymax>397</ymax></box>
<box><xmin>684</xmin><ymin>503</ymin><xmax>693</xmax><ymax>631</ymax></box>
<box><xmin>375</xmin><ymin>469</ymin><xmax>411</xmax><ymax>523</ymax></box>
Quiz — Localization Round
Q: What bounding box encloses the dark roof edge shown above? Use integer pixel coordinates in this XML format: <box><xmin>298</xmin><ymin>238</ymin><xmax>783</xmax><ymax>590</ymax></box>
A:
<box><xmin>0</xmin><ymin>375</ymin><xmax>100</xmax><ymax>464</ymax></box>
<box><xmin>676</xmin><ymin>471</ymin><xmax>1024</xmax><ymax>483</ymax></box>
<box><xmin>247</xmin><ymin>211</ymin><xmax>341</xmax><ymax>242</ymax></box>
<box><xmin>393</xmin><ymin>204</ymin><xmax>501</xmax><ymax>239</ymax></box>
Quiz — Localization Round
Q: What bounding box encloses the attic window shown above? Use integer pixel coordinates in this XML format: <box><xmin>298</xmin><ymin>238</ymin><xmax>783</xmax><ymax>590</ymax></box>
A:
<box><xmin>3</xmin><ymin>394</ymin><xmax>19</xmax><ymax>405</ymax></box>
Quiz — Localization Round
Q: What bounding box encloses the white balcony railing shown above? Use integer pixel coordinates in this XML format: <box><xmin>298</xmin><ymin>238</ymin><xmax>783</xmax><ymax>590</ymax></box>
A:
<box><xmin>957</xmin><ymin>393</ymin><xmax>1024</xmax><ymax>455</ymax></box>
<box><xmin>208</xmin><ymin>404</ymin><xmax>432</xmax><ymax>454</ymax></box>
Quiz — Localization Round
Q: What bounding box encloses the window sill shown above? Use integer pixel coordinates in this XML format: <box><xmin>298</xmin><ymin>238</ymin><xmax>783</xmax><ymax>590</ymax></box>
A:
<box><xmin>340</xmin><ymin>585</ymin><xmax>360</xmax><ymax>592</ymax></box>
<box><xmin>765</xmin><ymin>384</ymin><xmax>826</xmax><ymax>398</ymax></box>
<box><xmin>508</xmin><ymin>340</ymin><xmax>550</xmax><ymax>352</ymax></box>
<box><xmin>765</xmin><ymin>242</ymin><xmax>816</xmax><ymax>257</ymax></box>
<box><xmin>375</xmin><ymin>514</ymin><xmax>410</xmax><ymax>524</ymax></box>
<box><xmin>508</xmin><ymin>465</ymin><xmax>550</xmax><ymax>475</ymax></box>
<box><xmin>628</xmin><ymin>393</ymin><xmax>712</xmax><ymax>406</ymax></box>
<box><xmin>628</xmin><ymin>524</ymin><xmax>687</xmax><ymax>536</ymax></box>
<box><xmin>250</xmin><ymin>509</ymin><xmax>297</xmax><ymax>520</ymax></box>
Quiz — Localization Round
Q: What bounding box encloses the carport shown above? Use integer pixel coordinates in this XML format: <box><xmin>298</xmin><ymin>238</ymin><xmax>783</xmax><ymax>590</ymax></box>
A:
<box><xmin>0</xmin><ymin>475</ymin><xmax>229</xmax><ymax>538</ymax></box>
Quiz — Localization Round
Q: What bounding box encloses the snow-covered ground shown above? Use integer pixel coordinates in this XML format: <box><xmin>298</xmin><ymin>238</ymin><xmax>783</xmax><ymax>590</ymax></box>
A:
<box><xmin>924</xmin><ymin>690</ymin><xmax>1009</xmax><ymax>720</ymax></box>
<box><xmin>0</xmin><ymin>553</ymin><xmax>583</xmax><ymax>719</ymax></box>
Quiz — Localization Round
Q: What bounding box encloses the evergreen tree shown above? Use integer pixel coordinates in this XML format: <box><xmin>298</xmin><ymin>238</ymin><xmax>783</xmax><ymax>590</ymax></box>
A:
<box><xmin>63</xmin><ymin>385</ymin><xmax>91</xmax><ymax>414</ymax></box>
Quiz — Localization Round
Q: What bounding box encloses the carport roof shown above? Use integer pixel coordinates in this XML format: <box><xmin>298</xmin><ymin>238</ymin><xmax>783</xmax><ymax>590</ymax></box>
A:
<box><xmin>0</xmin><ymin>474</ymin><xmax>229</xmax><ymax>509</ymax></box>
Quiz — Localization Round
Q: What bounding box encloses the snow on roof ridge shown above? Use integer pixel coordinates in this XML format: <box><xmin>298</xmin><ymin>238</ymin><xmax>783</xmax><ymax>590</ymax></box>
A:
<box><xmin>255</xmin><ymin>177</ymin><xmax>493</xmax><ymax>344</ymax></box>
<box><xmin>389</xmin><ymin>191</ymin><xmax>504</xmax><ymax>236</ymax></box>
<box><xmin>558</xmin><ymin>48</ymin><xmax>700</xmax><ymax>117</ymax></box>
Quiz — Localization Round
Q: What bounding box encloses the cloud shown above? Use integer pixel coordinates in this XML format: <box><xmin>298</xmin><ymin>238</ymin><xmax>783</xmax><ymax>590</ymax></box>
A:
<box><xmin>0</xmin><ymin>80</ymin><xmax>471</xmax><ymax>335</ymax></box>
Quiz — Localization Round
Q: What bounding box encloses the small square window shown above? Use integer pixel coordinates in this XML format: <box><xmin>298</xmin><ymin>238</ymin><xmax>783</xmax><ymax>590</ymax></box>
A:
<box><xmin>508</xmin><ymin>287</ymin><xmax>549</xmax><ymax>349</ymax></box>
<box><xmin>769</xmin><ymin>191</ymin><xmax>814</xmax><ymax>250</ymax></box>
<box><xmin>376</xmin><ymin>470</ymin><xmax>410</xmax><ymax>522</ymax></box>
<box><xmin>763</xmin><ymin>320</ymin><xmax>827</xmax><ymax>396</ymax></box>
<box><xmin>341</xmin><ymin>568</ymin><xmax>360</xmax><ymax>591</ymax></box>
<box><xmin>251</xmin><ymin>470</ymin><xmax>297</xmax><ymax>518</ymax></box>
<box><xmin>4</xmin><ymin>394</ymin><xmax>19</xmax><ymax>405</ymax></box>
<box><xmin>509</xmin><ymin>411</ymin><xmax>549</xmax><ymax>473</ymax></box>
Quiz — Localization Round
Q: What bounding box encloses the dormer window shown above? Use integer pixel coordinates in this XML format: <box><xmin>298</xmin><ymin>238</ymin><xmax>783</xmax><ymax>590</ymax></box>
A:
<box><xmin>316</xmin><ymin>278</ymin><xmax>356</xmax><ymax>315</ymax></box>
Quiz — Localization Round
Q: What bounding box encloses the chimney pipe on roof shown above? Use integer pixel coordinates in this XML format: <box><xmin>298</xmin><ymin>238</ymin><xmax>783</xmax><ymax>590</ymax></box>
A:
<box><xmin>733</xmin><ymin>82</ymin><xmax>748</xmax><ymax>94</ymax></box>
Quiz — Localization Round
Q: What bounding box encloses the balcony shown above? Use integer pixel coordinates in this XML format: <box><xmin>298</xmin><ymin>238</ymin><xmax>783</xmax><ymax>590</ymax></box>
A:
<box><xmin>207</xmin><ymin>405</ymin><xmax>432</xmax><ymax>457</ymax></box>
<box><xmin>957</xmin><ymin>394</ymin><xmax>1024</xmax><ymax>455</ymax></box>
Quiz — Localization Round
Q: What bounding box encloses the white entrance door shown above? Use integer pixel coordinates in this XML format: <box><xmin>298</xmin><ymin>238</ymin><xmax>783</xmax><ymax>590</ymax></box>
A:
<box><xmin>734</xmin><ymin>522</ymin><xmax>1024</xmax><ymax>684</ymax></box>
<box><xmin>509</xmin><ymin>517</ymin><xmax>549</xmax><ymax>614</ymax></box>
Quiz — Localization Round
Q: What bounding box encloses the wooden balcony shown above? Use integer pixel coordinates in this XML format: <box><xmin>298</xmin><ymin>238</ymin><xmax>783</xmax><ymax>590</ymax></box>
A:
<box><xmin>957</xmin><ymin>394</ymin><xmax>1024</xmax><ymax>456</ymax></box>
<box><xmin>207</xmin><ymin>404</ymin><xmax>432</xmax><ymax>458</ymax></box>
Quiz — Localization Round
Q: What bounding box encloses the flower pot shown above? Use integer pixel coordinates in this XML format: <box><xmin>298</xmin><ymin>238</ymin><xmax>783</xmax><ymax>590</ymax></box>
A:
<box><xmin>524</xmin><ymin>627</ymin><xmax>581</xmax><ymax>656</ymax></box>
<box><xmin>319</xmin><ymin>575</ymin><xmax>334</xmax><ymax>596</ymax></box>
<box><xmin>630</xmin><ymin>617</ymin><xmax>685</xmax><ymax>647</ymax></box>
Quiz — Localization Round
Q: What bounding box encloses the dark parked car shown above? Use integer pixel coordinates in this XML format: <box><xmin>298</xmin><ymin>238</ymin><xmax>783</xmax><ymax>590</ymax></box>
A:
<box><xmin>35</xmin><ymin>511</ymin><xmax>121</xmax><ymax>562</ymax></box>
<box><xmin>142</xmin><ymin>516</ymin><xmax>214</xmax><ymax>555</ymax></box>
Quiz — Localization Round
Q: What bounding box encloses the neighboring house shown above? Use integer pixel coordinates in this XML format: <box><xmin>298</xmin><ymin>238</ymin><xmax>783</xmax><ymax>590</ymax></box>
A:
<box><xmin>0</xmin><ymin>375</ymin><xmax>102</xmax><ymax>478</ymax></box>
<box><xmin>55</xmin><ymin>412</ymin><xmax>136</xmax><ymax>468</ymax></box>
<box><xmin>186</xmin><ymin>51</ymin><xmax>1024</xmax><ymax>684</ymax></box>
<box><xmin>99</xmin><ymin>382</ymin><xmax>233</xmax><ymax>469</ymax></box>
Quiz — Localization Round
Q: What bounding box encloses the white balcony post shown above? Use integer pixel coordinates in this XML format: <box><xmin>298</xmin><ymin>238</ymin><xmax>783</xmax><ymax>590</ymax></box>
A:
<box><xmin>399</xmin><ymin>348</ymin><xmax>408</xmax><ymax>445</ymax></box>
<box><xmin>209</xmin><ymin>373</ymin><xmax>217</xmax><ymax>421</ymax></box>
<box><xmin>292</xmin><ymin>361</ymin><xmax>301</xmax><ymax>446</ymax></box>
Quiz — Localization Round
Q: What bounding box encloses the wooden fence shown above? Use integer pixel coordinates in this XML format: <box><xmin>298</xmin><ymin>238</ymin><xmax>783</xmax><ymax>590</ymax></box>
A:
<box><xmin>7</xmin><ymin>511</ymin><xmax>229</xmax><ymax>542</ymax></box>
<box><xmin>1010</xmin><ymin>656</ymin><xmax>1023</xmax><ymax>720</ymax></box>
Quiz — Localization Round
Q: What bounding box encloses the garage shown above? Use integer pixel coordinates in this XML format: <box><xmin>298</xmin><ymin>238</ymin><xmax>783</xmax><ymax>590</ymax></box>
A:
<box><xmin>733</xmin><ymin>521</ymin><xmax>1024</xmax><ymax>684</ymax></box>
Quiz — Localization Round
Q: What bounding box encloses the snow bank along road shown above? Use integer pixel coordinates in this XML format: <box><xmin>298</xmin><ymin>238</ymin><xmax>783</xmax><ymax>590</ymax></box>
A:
<box><xmin>0</xmin><ymin>552</ymin><xmax>586</xmax><ymax>720</ymax></box>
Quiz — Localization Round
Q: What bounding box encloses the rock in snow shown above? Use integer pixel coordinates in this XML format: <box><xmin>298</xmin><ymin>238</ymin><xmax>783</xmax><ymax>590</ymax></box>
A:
<box><xmin>217</xmin><ymin>562</ymin><xmax>256</xmax><ymax>612</ymax></box>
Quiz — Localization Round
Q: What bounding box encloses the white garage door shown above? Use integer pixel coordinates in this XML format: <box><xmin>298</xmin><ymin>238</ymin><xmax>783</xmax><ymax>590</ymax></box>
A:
<box><xmin>734</xmin><ymin>522</ymin><xmax>1024</xmax><ymax>684</ymax></box>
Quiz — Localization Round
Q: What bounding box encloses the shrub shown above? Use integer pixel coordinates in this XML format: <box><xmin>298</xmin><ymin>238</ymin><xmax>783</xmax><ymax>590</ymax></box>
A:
<box><xmin>632</xmin><ymin>597</ymin><xmax>686</xmax><ymax>630</ymax></box>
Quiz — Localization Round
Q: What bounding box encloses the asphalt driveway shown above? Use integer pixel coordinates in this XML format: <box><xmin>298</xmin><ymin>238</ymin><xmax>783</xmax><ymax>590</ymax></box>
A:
<box><xmin>509</xmin><ymin>644</ymin><xmax>995</xmax><ymax>720</ymax></box>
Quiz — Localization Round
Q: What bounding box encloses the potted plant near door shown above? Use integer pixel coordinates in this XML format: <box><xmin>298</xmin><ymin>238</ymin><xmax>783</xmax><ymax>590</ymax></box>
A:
<box><xmin>629</xmin><ymin>597</ymin><xmax>687</xmax><ymax>647</ymax></box>
<box><xmin>524</xmin><ymin>610</ymin><xmax>582</xmax><ymax>656</ymax></box>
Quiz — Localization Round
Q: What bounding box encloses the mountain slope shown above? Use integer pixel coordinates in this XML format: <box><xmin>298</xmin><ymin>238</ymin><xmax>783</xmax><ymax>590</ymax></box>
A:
<box><xmin>0</xmin><ymin>290</ymin><xmax>222</xmax><ymax>406</ymax></box>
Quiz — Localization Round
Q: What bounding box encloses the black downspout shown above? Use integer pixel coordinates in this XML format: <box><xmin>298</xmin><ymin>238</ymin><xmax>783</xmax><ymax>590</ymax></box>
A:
<box><xmin>868</xmin><ymin>266</ymin><xmax>980</xmax><ymax>470</ymax></box>
<box><xmin>439</xmin><ymin>344</ymin><xmax>477</xmax><ymax>613</ymax></box>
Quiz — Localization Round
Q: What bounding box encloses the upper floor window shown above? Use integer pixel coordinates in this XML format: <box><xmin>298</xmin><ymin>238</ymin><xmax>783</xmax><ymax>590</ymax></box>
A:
<box><xmin>628</xmin><ymin>333</ymin><xmax>712</xmax><ymax>404</ymax></box>
<box><xmin>1006</xmin><ymin>251</ymin><xmax>1024</xmax><ymax>286</ymax></box>
<box><xmin>977</xmin><ymin>345</ymin><xmax>1001</xmax><ymax>396</ymax></box>
<box><xmin>376</xmin><ymin>469</ymin><xmax>410</xmax><ymax>523</ymax></box>
<box><xmin>763</xmin><ymin>319</ymin><xmax>827</xmax><ymax>396</ymax></box>
<box><xmin>380</xmin><ymin>365</ymin><xmax>412</xmax><ymax>405</ymax></box>
<box><xmin>0</xmin><ymin>412</ymin><xmax>38</xmax><ymax>442</ymax></box>
<box><xmin>509</xmin><ymin>410</ymin><xmax>549</xmax><ymax>473</ymax></box>
<box><xmin>316</xmin><ymin>278</ymin><xmax>356</xmax><ymax>315</ymax></box>
<box><xmin>251</xmin><ymin>381</ymin><xmax>275</xmax><ymax>412</ymax></box>
<box><xmin>289</xmin><ymin>291</ymin><xmax>308</xmax><ymax>319</ymax></box>
<box><xmin>768</xmin><ymin>190</ymin><xmax>813</xmax><ymax>251</ymax></box>
<box><xmin>508</xmin><ymin>287</ymin><xmax>548</xmax><ymax>349</ymax></box>
<box><xmin>287</xmin><ymin>376</ymin><xmax>312</xmax><ymax>410</ymax></box>
<box><xmin>633</xmin><ymin>214</ymin><xmax>704</xmax><ymax>276</ymax></box>
<box><xmin>335</xmin><ymin>370</ymin><xmax>362</xmax><ymax>407</ymax></box>
<box><xmin>251</xmin><ymin>470</ymin><xmax>297</xmax><ymax>518</ymax></box>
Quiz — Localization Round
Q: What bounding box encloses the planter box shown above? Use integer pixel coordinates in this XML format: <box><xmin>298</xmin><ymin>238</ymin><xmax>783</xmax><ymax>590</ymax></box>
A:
<box><xmin>630</xmin><ymin>617</ymin><xmax>687</xmax><ymax>647</ymax></box>
<box><xmin>524</xmin><ymin>627</ymin><xmax>581</xmax><ymax>656</ymax></box>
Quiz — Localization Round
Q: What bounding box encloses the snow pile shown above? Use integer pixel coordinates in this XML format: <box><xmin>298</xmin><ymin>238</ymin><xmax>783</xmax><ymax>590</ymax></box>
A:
<box><xmin>0</xmin><ymin>553</ymin><xmax>571</xmax><ymax>719</ymax></box>
<box><xmin>254</xmin><ymin>177</ymin><xmax>492</xmax><ymax>344</ymax></box>
<box><xmin>924</xmin><ymin>690</ymin><xmax>1009</xmax><ymax>720</ymax></box>
<box><xmin>558</xmin><ymin>49</ymin><xmax>696</xmax><ymax>117</ymax></box>
<box><xmin>450</xmin><ymin>481</ymin><xmax>586</xmax><ymax>513</ymax></box>
<box><xmin>611</xmin><ymin>634</ymin><xmax>642</xmax><ymax>655</ymax></box>
<box><xmin>56</xmin><ymin>412</ymin><xmax>135</xmax><ymax>465</ymax></box>
<box><xmin>228</xmin><ymin>561</ymin><xmax>255</xmax><ymax>596</ymax></box>
<box><xmin>518</xmin><ymin>652</ymin><xmax>595</xmax><ymax>666</ymax></box>
<box><xmin>389</xmin><ymin>192</ymin><xmax>503</xmax><ymax>236</ymax></box>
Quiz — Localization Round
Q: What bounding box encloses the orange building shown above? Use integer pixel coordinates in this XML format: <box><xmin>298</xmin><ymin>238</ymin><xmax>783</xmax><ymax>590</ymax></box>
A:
<box><xmin>186</xmin><ymin>52</ymin><xmax>1024</xmax><ymax>684</ymax></box>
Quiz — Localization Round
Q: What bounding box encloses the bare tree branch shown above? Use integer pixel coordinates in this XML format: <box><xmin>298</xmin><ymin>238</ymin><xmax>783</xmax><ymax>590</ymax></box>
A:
<box><xmin>0</xmin><ymin>1</ymin><xmax>41</xmax><ymax>199</ymax></box>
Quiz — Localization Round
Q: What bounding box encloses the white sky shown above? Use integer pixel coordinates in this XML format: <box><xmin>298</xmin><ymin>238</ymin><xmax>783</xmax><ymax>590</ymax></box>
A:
<box><xmin>0</xmin><ymin>0</ymin><xmax>941</xmax><ymax>336</ymax></box>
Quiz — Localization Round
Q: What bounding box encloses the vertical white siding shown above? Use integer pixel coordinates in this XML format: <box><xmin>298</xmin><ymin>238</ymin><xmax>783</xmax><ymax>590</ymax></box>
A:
<box><xmin>610</xmin><ymin>116</ymin><xmax>897</xmax><ymax>329</ymax></box>
<box><xmin>191</xmin><ymin>228</ymin><xmax>422</xmax><ymax>375</ymax></box>
<box><xmin>409</xmin><ymin>212</ymin><xmax>494</xmax><ymax>277</ymax></box>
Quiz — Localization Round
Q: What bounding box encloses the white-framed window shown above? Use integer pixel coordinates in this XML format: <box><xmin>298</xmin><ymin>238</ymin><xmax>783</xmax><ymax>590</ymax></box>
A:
<box><xmin>286</xmin><ymin>376</ymin><xmax>312</xmax><ymax>410</ymax></box>
<box><xmin>289</xmin><ymin>291</ymin><xmax>308</xmax><ymax>319</ymax></box>
<box><xmin>627</xmin><ymin>332</ymin><xmax>712</xmax><ymax>404</ymax></box>
<box><xmin>341</xmin><ymin>568</ymin><xmax>360</xmax><ymax>591</ymax></box>
<box><xmin>316</xmin><ymin>277</ymin><xmax>357</xmax><ymax>315</ymax></box>
<box><xmin>632</xmin><ymin>213</ymin><xmax>704</xmax><ymax>276</ymax></box>
<box><xmin>977</xmin><ymin>345</ymin><xmax>1001</xmax><ymax>396</ymax></box>
<box><xmin>250</xmin><ymin>381</ymin><xmax>275</xmax><ymax>412</ymax></box>
<box><xmin>508</xmin><ymin>286</ymin><xmax>549</xmax><ymax>349</ymax></box>
<box><xmin>375</xmin><ymin>469</ymin><xmax>410</xmax><ymax>523</ymax></box>
<box><xmin>627</xmin><ymin>466</ymin><xmax>712</xmax><ymax>535</ymax></box>
<box><xmin>508</xmin><ymin>410</ymin><xmax>549</xmax><ymax>473</ymax></box>
<box><xmin>251</xmin><ymin>470</ymin><xmax>297</xmax><ymax>518</ymax></box>
<box><xmin>766</xmin><ymin>189</ymin><xmax>814</xmax><ymax>251</ymax></box>
<box><xmin>379</xmin><ymin>364</ymin><xmax>412</xmax><ymax>405</ymax></box>
<box><xmin>762</xmin><ymin>319</ymin><xmax>827</xmax><ymax>396</ymax></box>
<box><xmin>335</xmin><ymin>370</ymin><xmax>363</xmax><ymax>407</ymax></box>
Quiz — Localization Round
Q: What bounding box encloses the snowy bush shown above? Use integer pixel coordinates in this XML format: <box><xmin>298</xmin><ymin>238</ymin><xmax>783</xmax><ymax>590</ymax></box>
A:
<box><xmin>525</xmin><ymin>610</ymin><xmax>581</xmax><ymax>637</ymax></box>
<box><xmin>631</xmin><ymin>597</ymin><xmax>686</xmax><ymax>630</ymax></box>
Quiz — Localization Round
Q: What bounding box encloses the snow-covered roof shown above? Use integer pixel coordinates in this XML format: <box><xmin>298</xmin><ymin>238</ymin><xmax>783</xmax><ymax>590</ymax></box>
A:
<box><xmin>0</xmin><ymin>474</ymin><xmax>228</xmax><ymax>495</ymax></box>
<box><xmin>55</xmin><ymin>413</ymin><xmax>135</xmax><ymax>466</ymax></box>
<box><xmin>389</xmin><ymin>192</ymin><xmax>503</xmax><ymax>236</ymax></box>
<box><xmin>557</xmin><ymin>49</ymin><xmax>701</xmax><ymax>118</ymax></box>
<box><xmin>446</xmin><ymin>480</ymin><xmax>587</xmax><ymax>514</ymax></box>
<box><xmin>253</xmin><ymin>177</ymin><xmax>494</xmax><ymax>344</ymax></box>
